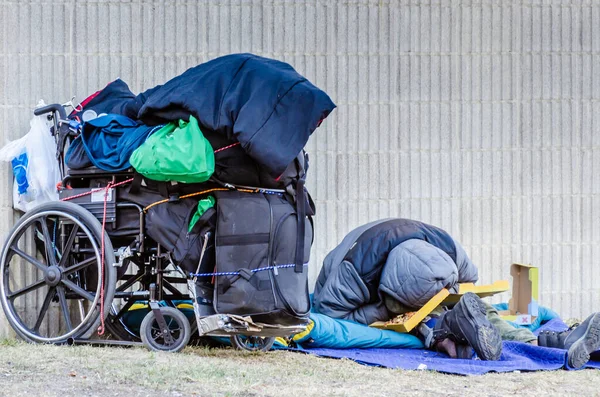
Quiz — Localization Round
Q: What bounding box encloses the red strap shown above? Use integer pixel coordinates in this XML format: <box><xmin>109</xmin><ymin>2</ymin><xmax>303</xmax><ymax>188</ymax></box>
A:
<box><xmin>97</xmin><ymin>182</ymin><xmax>113</xmax><ymax>336</ymax></box>
<box><xmin>214</xmin><ymin>142</ymin><xmax>240</xmax><ymax>154</ymax></box>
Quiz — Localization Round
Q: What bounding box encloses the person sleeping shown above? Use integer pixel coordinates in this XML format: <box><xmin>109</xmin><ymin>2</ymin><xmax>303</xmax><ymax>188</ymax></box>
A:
<box><xmin>312</xmin><ymin>218</ymin><xmax>600</xmax><ymax>367</ymax></box>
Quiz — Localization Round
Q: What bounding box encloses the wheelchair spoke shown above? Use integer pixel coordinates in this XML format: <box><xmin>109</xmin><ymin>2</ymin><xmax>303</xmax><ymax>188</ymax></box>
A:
<box><xmin>33</xmin><ymin>287</ymin><xmax>56</xmax><ymax>332</ymax></box>
<box><xmin>58</xmin><ymin>224</ymin><xmax>79</xmax><ymax>269</ymax></box>
<box><xmin>56</xmin><ymin>286</ymin><xmax>72</xmax><ymax>332</ymax></box>
<box><xmin>10</xmin><ymin>246</ymin><xmax>46</xmax><ymax>272</ymax></box>
<box><xmin>39</xmin><ymin>217</ymin><xmax>58</xmax><ymax>267</ymax></box>
<box><xmin>7</xmin><ymin>279</ymin><xmax>45</xmax><ymax>300</ymax></box>
<box><xmin>152</xmin><ymin>332</ymin><xmax>163</xmax><ymax>342</ymax></box>
<box><xmin>62</xmin><ymin>256</ymin><xmax>96</xmax><ymax>275</ymax></box>
<box><xmin>61</xmin><ymin>279</ymin><xmax>95</xmax><ymax>302</ymax></box>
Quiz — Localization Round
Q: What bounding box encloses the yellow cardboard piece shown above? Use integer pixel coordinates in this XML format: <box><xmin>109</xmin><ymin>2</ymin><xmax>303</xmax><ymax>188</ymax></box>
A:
<box><xmin>370</xmin><ymin>288</ymin><xmax>450</xmax><ymax>333</ymax></box>
<box><xmin>440</xmin><ymin>280</ymin><xmax>510</xmax><ymax>306</ymax></box>
<box><xmin>369</xmin><ymin>280</ymin><xmax>510</xmax><ymax>333</ymax></box>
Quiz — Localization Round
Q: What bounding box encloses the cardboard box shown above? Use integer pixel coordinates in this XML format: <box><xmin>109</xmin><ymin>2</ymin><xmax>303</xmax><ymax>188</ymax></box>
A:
<box><xmin>370</xmin><ymin>280</ymin><xmax>509</xmax><ymax>333</ymax></box>
<box><xmin>498</xmin><ymin>263</ymin><xmax>539</xmax><ymax>325</ymax></box>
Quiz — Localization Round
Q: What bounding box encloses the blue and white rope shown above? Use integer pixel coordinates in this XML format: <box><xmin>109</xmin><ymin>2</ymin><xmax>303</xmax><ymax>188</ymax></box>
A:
<box><xmin>189</xmin><ymin>262</ymin><xmax>308</xmax><ymax>278</ymax></box>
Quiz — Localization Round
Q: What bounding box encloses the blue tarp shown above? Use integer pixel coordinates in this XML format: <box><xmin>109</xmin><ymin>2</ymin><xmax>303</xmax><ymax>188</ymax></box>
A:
<box><xmin>298</xmin><ymin>342</ymin><xmax>568</xmax><ymax>375</ymax></box>
<box><xmin>294</xmin><ymin>319</ymin><xmax>600</xmax><ymax>375</ymax></box>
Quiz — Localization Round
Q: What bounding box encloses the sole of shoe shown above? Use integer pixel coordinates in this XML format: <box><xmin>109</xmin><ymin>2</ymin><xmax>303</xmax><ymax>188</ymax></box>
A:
<box><xmin>568</xmin><ymin>313</ymin><xmax>600</xmax><ymax>369</ymax></box>
<box><xmin>458</xmin><ymin>293</ymin><xmax>502</xmax><ymax>361</ymax></box>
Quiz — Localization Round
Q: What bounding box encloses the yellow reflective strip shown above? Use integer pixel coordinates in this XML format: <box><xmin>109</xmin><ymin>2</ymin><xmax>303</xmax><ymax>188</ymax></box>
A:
<box><xmin>291</xmin><ymin>320</ymin><xmax>314</xmax><ymax>341</ymax></box>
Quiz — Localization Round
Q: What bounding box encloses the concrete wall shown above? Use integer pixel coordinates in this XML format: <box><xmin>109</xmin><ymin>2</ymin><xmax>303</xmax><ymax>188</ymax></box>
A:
<box><xmin>1</xmin><ymin>0</ymin><xmax>599</xmax><ymax>335</ymax></box>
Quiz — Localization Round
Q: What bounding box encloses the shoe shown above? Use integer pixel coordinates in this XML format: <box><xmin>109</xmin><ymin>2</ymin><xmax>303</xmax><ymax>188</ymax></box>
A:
<box><xmin>433</xmin><ymin>292</ymin><xmax>502</xmax><ymax>361</ymax></box>
<box><xmin>538</xmin><ymin>312</ymin><xmax>600</xmax><ymax>369</ymax></box>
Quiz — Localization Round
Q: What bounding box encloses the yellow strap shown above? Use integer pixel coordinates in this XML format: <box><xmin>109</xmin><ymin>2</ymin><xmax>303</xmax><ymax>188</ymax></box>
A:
<box><xmin>143</xmin><ymin>187</ymin><xmax>258</xmax><ymax>212</ymax></box>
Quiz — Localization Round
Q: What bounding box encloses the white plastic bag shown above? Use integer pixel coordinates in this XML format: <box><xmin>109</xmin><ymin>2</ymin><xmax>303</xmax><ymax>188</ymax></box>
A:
<box><xmin>0</xmin><ymin>108</ymin><xmax>60</xmax><ymax>212</ymax></box>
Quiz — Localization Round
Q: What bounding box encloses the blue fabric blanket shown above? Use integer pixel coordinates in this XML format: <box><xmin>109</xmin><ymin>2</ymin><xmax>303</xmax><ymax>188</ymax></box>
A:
<box><xmin>135</xmin><ymin>53</ymin><xmax>336</xmax><ymax>176</ymax></box>
<box><xmin>75</xmin><ymin>114</ymin><xmax>163</xmax><ymax>171</ymax></box>
<box><xmin>299</xmin><ymin>342</ymin><xmax>567</xmax><ymax>375</ymax></box>
<box><xmin>294</xmin><ymin>319</ymin><xmax>600</xmax><ymax>375</ymax></box>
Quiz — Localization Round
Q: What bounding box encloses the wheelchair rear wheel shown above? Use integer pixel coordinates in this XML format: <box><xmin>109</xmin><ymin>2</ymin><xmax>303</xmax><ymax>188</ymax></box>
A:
<box><xmin>0</xmin><ymin>201</ymin><xmax>116</xmax><ymax>343</ymax></box>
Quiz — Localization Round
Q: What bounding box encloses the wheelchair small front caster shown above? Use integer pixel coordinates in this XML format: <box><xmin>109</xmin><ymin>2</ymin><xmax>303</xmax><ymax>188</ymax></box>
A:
<box><xmin>140</xmin><ymin>306</ymin><xmax>191</xmax><ymax>353</ymax></box>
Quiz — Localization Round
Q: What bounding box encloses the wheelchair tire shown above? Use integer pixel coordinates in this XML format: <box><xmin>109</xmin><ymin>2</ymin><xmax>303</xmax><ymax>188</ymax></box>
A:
<box><xmin>0</xmin><ymin>201</ymin><xmax>116</xmax><ymax>344</ymax></box>
<box><xmin>230</xmin><ymin>335</ymin><xmax>275</xmax><ymax>352</ymax></box>
<box><xmin>140</xmin><ymin>307</ymin><xmax>191</xmax><ymax>353</ymax></box>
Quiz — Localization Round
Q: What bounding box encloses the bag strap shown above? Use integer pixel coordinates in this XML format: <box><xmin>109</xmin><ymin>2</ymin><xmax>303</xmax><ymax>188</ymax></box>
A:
<box><xmin>294</xmin><ymin>153</ymin><xmax>308</xmax><ymax>273</ymax></box>
<box><xmin>129</xmin><ymin>172</ymin><xmax>144</xmax><ymax>194</ymax></box>
<box><xmin>157</xmin><ymin>182</ymin><xmax>169</xmax><ymax>199</ymax></box>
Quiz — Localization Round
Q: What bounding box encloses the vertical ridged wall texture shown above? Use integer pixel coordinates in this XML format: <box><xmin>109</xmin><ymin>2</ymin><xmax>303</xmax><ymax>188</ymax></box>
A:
<box><xmin>0</xmin><ymin>0</ymin><xmax>598</xmax><ymax>335</ymax></box>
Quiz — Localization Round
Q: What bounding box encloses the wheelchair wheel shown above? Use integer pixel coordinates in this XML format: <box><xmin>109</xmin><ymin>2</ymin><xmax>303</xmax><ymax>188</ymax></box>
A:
<box><xmin>0</xmin><ymin>201</ymin><xmax>116</xmax><ymax>344</ymax></box>
<box><xmin>230</xmin><ymin>335</ymin><xmax>275</xmax><ymax>352</ymax></box>
<box><xmin>140</xmin><ymin>307</ymin><xmax>191</xmax><ymax>353</ymax></box>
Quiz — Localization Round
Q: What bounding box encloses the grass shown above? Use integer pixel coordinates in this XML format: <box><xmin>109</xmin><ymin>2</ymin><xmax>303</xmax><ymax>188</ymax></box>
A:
<box><xmin>0</xmin><ymin>341</ymin><xmax>598</xmax><ymax>396</ymax></box>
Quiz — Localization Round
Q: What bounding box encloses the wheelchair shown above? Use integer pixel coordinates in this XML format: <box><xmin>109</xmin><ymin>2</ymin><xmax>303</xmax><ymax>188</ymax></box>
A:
<box><xmin>0</xmin><ymin>101</ymin><xmax>305</xmax><ymax>352</ymax></box>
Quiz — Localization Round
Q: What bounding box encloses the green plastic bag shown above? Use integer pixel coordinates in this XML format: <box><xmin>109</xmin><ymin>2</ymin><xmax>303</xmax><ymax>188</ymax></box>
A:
<box><xmin>130</xmin><ymin>116</ymin><xmax>215</xmax><ymax>183</ymax></box>
<box><xmin>189</xmin><ymin>196</ymin><xmax>215</xmax><ymax>232</ymax></box>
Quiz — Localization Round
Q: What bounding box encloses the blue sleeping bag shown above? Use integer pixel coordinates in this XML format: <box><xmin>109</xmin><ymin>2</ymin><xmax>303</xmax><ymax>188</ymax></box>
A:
<box><xmin>292</xmin><ymin>313</ymin><xmax>424</xmax><ymax>349</ymax></box>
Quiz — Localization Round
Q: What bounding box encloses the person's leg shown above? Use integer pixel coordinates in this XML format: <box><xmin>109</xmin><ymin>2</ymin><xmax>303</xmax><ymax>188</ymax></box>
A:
<box><xmin>432</xmin><ymin>293</ymin><xmax>502</xmax><ymax>360</ymax></box>
<box><xmin>483</xmin><ymin>302</ymin><xmax>537</xmax><ymax>343</ymax></box>
<box><xmin>538</xmin><ymin>312</ymin><xmax>600</xmax><ymax>369</ymax></box>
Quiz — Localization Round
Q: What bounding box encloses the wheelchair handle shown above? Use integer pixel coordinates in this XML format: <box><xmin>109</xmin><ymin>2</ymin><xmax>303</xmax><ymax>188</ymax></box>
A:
<box><xmin>33</xmin><ymin>103</ymin><xmax>67</xmax><ymax>120</ymax></box>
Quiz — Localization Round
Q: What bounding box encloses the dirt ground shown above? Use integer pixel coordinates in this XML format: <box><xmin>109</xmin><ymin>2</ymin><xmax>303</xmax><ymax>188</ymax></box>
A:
<box><xmin>0</xmin><ymin>341</ymin><xmax>598</xmax><ymax>397</ymax></box>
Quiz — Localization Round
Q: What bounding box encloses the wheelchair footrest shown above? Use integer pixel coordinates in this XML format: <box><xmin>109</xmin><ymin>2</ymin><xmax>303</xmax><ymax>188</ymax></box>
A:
<box><xmin>196</xmin><ymin>313</ymin><xmax>306</xmax><ymax>338</ymax></box>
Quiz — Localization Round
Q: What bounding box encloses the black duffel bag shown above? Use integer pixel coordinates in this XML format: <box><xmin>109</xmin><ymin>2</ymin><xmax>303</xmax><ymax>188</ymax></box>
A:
<box><xmin>213</xmin><ymin>190</ymin><xmax>313</xmax><ymax>326</ymax></box>
<box><xmin>144</xmin><ymin>198</ymin><xmax>216</xmax><ymax>275</ymax></box>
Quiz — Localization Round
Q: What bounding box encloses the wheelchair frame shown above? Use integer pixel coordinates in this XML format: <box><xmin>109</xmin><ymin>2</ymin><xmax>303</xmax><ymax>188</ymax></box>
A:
<box><xmin>0</xmin><ymin>101</ymin><xmax>305</xmax><ymax>352</ymax></box>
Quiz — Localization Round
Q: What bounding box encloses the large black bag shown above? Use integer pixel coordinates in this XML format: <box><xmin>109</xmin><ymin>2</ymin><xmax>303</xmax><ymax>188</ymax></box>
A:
<box><xmin>213</xmin><ymin>190</ymin><xmax>313</xmax><ymax>325</ymax></box>
<box><xmin>144</xmin><ymin>198</ymin><xmax>216</xmax><ymax>275</ymax></box>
